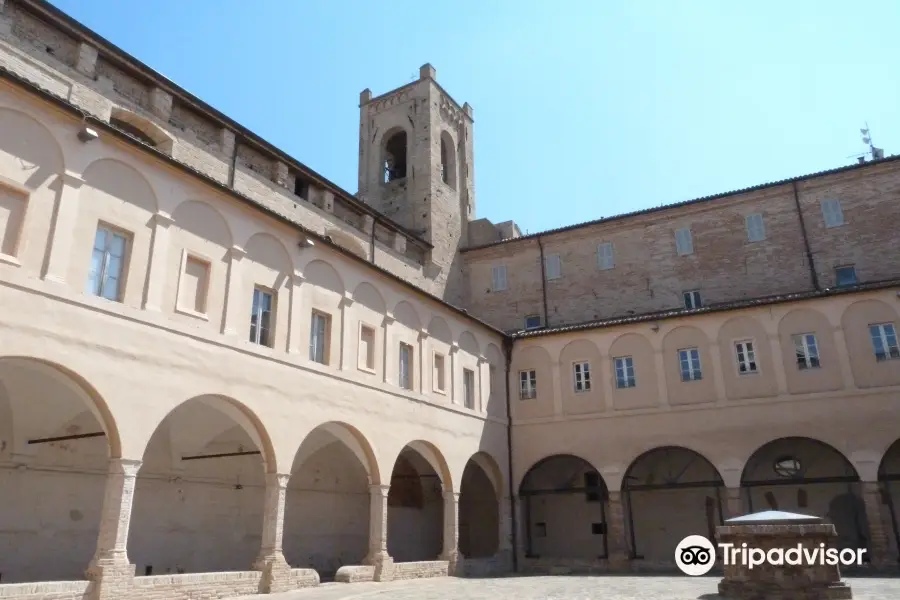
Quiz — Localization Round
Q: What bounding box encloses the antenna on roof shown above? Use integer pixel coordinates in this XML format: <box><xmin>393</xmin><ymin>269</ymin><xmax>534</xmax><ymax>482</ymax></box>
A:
<box><xmin>858</xmin><ymin>122</ymin><xmax>885</xmax><ymax>162</ymax></box>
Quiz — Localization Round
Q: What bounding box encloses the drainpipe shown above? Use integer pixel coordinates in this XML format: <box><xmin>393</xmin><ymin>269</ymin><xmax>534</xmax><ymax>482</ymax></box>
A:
<box><xmin>792</xmin><ymin>181</ymin><xmax>820</xmax><ymax>291</ymax></box>
<box><xmin>503</xmin><ymin>335</ymin><xmax>519</xmax><ymax>572</ymax></box>
<box><xmin>536</xmin><ymin>237</ymin><xmax>549</xmax><ymax>327</ymax></box>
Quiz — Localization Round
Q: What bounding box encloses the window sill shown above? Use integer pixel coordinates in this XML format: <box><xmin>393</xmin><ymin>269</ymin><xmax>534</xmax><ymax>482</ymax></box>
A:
<box><xmin>574</xmin><ymin>389</ymin><xmax>592</xmax><ymax>394</ymax></box>
<box><xmin>738</xmin><ymin>371</ymin><xmax>759</xmax><ymax>376</ymax></box>
<box><xmin>433</xmin><ymin>387</ymin><xmax>447</xmax><ymax>395</ymax></box>
<box><xmin>174</xmin><ymin>305</ymin><xmax>209</xmax><ymax>321</ymax></box>
<box><xmin>0</xmin><ymin>253</ymin><xmax>21</xmax><ymax>267</ymax></box>
<box><xmin>357</xmin><ymin>365</ymin><xmax>376</xmax><ymax>375</ymax></box>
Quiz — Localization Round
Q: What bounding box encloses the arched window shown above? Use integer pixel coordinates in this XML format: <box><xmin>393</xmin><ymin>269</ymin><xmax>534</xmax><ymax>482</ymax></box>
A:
<box><xmin>439</xmin><ymin>130</ymin><xmax>456</xmax><ymax>189</ymax></box>
<box><xmin>383</xmin><ymin>131</ymin><xmax>407</xmax><ymax>183</ymax></box>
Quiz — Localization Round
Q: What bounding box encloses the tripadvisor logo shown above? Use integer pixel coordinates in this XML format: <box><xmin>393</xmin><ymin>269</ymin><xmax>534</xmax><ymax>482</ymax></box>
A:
<box><xmin>674</xmin><ymin>535</ymin><xmax>867</xmax><ymax>576</ymax></box>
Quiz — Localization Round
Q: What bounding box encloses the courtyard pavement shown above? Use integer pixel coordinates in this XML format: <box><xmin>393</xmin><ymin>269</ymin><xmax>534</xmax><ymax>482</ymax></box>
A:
<box><xmin>233</xmin><ymin>575</ymin><xmax>900</xmax><ymax>600</ymax></box>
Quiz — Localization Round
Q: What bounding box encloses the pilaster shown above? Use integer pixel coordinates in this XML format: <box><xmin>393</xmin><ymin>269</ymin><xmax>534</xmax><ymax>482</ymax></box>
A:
<box><xmin>43</xmin><ymin>171</ymin><xmax>85</xmax><ymax>284</ymax></box>
<box><xmin>339</xmin><ymin>292</ymin><xmax>354</xmax><ymax>371</ymax></box>
<box><xmin>142</xmin><ymin>211</ymin><xmax>174</xmax><ymax>311</ymax></box>
<box><xmin>286</xmin><ymin>271</ymin><xmax>304</xmax><ymax>353</ymax></box>
<box><xmin>221</xmin><ymin>245</ymin><xmax>247</xmax><ymax>336</ymax></box>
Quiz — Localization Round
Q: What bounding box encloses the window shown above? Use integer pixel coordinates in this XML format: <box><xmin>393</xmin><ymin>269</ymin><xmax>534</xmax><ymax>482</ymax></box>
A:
<box><xmin>869</xmin><ymin>323</ymin><xmax>899</xmax><ymax>362</ymax></box>
<box><xmin>309</xmin><ymin>311</ymin><xmax>330</xmax><ymax>364</ymax></box>
<box><xmin>0</xmin><ymin>186</ymin><xmax>26</xmax><ymax>257</ymax></box>
<box><xmin>491</xmin><ymin>265</ymin><xmax>508</xmax><ymax>291</ymax></box>
<box><xmin>820</xmin><ymin>199</ymin><xmax>845</xmax><ymax>228</ymax></box>
<box><xmin>683</xmin><ymin>290</ymin><xmax>702</xmax><ymax>309</ymax></box>
<box><xmin>383</xmin><ymin>131</ymin><xmax>407</xmax><ymax>182</ymax></box>
<box><xmin>597</xmin><ymin>241</ymin><xmax>615</xmax><ymax>270</ymax></box>
<box><xmin>544</xmin><ymin>254</ymin><xmax>561</xmax><ymax>280</ymax></box>
<box><xmin>613</xmin><ymin>357</ymin><xmax>635</xmax><ymax>389</ymax></box>
<box><xmin>678</xmin><ymin>348</ymin><xmax>702</xmax><ymax>382</ymax></box>
<box><xmin>293</xmin><ymin>176</ymin><xmax>309</xmax><ymax>200</ymax></box>
<box><xmin>250</xmin><ymin>287</ymin><xmax>274</xmax><ymax>347</ymax></box>
<box><xmin>359</xmin><ymin>325</ymin><xmax>376</xmax><ymax>371</ymax></box>
<box><xmin>177</xmin><ymin>254</ymin><xmax>210</xmax><ymax>315</ymax></box>
<box><xmin>519</xmin><ymin>369</ymin><xmax>537</xmax><ymax>399</ymax></box>
<box><xmin>463</xmin><ymin>368</ymin><xmax>475</xmax><ymax>409</ymax></box>
<box><xmin>745</xmin><ymin>214</ymin><xmax>766</xmax><ymax>242</ymax></box>
<box><xmin>675</xmin><ymin>227</ymin><xmax>693</xmax><ymax>256</ymax></box>
<box><xmin>87</xmin><ymin>225</ymin><xmax>128</xmax><ymax>301</ymax></box>
<box><xmin>399</xmin><ymin>342</ymin><xmax>413</xmax><ymax>389</ymax></box>
<box><xmin>735</xmin><ymin>341</ymin><xmax>757</xmax><ymax>374</ymax></box>
<box><xmin>835</xmin><ymin>265</ymin><xmax>857</xmax><ymax>287</ymax></box>
<box><xmin>573</xmin><ymin>361</ymin><xmax>591</xmax><ymax>393</ymax></box>
<box><xmin>433</xmin><ymin>353</ymin><xmax>446</xmax><ymax>392</ymax></box>
<box><xmin>524</xmin><ymin>315</ymin><xmax>542</xmax><ymax>330</ymax></box>
<box><xmin>793</xmin><ymin>333</ymin><xmax>820</xmax><ymax>369</ymax></box>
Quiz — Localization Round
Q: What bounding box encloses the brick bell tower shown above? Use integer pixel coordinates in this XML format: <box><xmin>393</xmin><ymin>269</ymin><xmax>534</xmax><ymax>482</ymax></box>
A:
<box><xmin>357</xmin><ymin>64</ymin><xmax>475</xmax><ymax>305</ymax></box>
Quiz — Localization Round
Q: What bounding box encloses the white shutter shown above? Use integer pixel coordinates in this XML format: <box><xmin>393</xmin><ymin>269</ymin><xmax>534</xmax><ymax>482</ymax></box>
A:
<box><xmin>545</xmin><ymin>254</ymin><xmax>561</xmax><ymax>280</ymax></box>
<box><xmin>821</xmin><ymin>199</ymin><xmax>844</xmax><ymax>228</ymax></box>
<box><xmin>675</xmin><ymin>228</ymin><xmax>693</xmax><ymax>255</ymax></box>
<box><xmin>745</xmin><ymin>214</ymin><xmax>766</xmax><ymax>242</ymax></box>
<box><xmin>597</xmin><ymin>242</ymin><xmax>614</xmax><ymax>270</ymax></box>
<box><xmin>491</xmin><ymin>265</ymin><xmax>508</xmax><ymax>291</ymax></box>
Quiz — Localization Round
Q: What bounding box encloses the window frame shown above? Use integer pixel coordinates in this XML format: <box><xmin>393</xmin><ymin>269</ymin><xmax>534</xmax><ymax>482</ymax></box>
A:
<box><xmin>613</xmin><ymin>356</ymin><xmax>636</xmax><ymax>389</ymax></box>
<box><xmin>524</xmin><ymin>314</ymin><xmax>543</xmax><ymax>330</ymax></box>
<box><xmin>86</xmin><ymin>222</ymin><xmax>131</xmax><ymax>302</ymax></box>
<box><xmin>834</xmin><ymin>265</ymin><xmax>857</xmax><ymax>287</ymax></box>
<box><xmin>745</xmin><ymin>213</ymin><xmax>766</xmax><ymax>242</ymax></box>
<box><xmin>398</xmin><ymin>342</ymin><xmax>414</xmax><ymax>390</ymax></box>
<box><xmin>174</xmin><ymin>249</ymin><xmax>212</xmax><ymax>319</ymax></box>
<box><xmin>792</xmin><ymin>333</ymin><xmax>820</xmax><ymax>370</ymax></box>
<box><xmin>463</xmin><ymin>367</ymin><xmax>475</xmax><ymax>409</ymax></box>
<box><xmin>544</xmin><ymin>253</ymin><xmax>562</xmax><ymax>280</ymax></box>
<box><xmin>519</xmin><ymin>369</ymin><xmax>537</xmax><ymax>400</ymax></box>
<box><xmin>250</xmin><ymin>286</ymin><xmax>276</xmax><ymax>348</ymax></box>
<box><xmin>820</xmin><ymin>198</ymin><xmax>845</xmax><ymax>228</ymax></box>
<box><xmin>491</xmin><ymin>264</ymin><xmax>508</xmax><ymax>292</ymax></box>
<box><xmin>678</xmin><ymin>347</ymin><xmax>703</xmax><ymax>382</ymax></box>
<box><xmin>675</xmin><ymin>227</ymin><xmax>694</xmax><ymax>256</ymax></box>
<box><xmin>357</xmin><ymin>322</ymin><xmax>377</xmax><ymax>373</ymax></box>
<box><xmin>734</xmin><ymin>340</ymin><xmax>758</xmax><ymax>375</ymax></box>
<box><xmin>597</xmin><ymin>241</ymin><xmax>615</xmax><ymax>270</ymax></box>
<box><xmin>309</xmin><ymin>310</ymin><xmax>331</xmax><ymax>364</ymax></box>
<box><xmin>683</xmin><ymin>290</ymin><xmax>702</xmax><ymax>310</ymax></box>
<box><xmin>433</xmin><ymin>352</ymin><xmax>447</xmax><ymax>393</ymax></box>
<box><xmin>869</xmin><ymin>323</ymin><xmax>900</xmax><ymax>362</ymax></box>
<box><xmin>573</xmin><ymin>361</ymin><xmax>592</xmax><ymax>393</ymax></box>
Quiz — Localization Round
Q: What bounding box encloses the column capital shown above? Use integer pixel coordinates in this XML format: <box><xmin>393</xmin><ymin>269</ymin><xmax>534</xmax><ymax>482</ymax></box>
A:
<box><xmin>443</xmin><ymin>489</ymin><xmax>461</xmax><ymax>502</ymax></box>
<box><xmin>449</xmin><ymin>342</ymin><xmax>460</xmax><ymax>354</ymax></box>
<box><xmin>151</xmin><ymin>211</ymin><xmax>174</xmax><ymax>228</ymax></box>
<box><xmin>291</xmin><ymin>270</ymin><xmax>305</xmax><ymax>286</ymax></box>
<box><xmin>340</xmin><ymin>291</ymin><xmax>354</xmax><ymax>307</ymax></box>
<box><xmin>266</xmin><ymin>472</ymin><xmax>291</xmax><ymax>490</ymax></box>
<box><xmin>109</xmin><ymin>458</ymin><xmax>142</xmax><ymax>477</ymax></box>
<box><xmin>369</xmin><ymin>483</ymin><xmax>391</xmax><ymax>497</ymax></box>
<box><xmin>60</xmin><ymin>170</ymin><xmax>86</xmax><ymax>188</ymax></box>
<box><xmin>477</xmin><ymin>354</ymin><xmax>487</xmax><ymax>364</ymax></box>
<box><xmin>383</xmin><ymin>313</ymin><xmax>395</xmax><ymax>326</ymax></box>
<box><xmin>229</xmin><ymin>245</ymin><xmax>247</xmax><ymax>260</ymax></box>
<box><xmin>417</xmin><ymin>328</ymin><xmax>428</xmax><ymax>341</ymax></box>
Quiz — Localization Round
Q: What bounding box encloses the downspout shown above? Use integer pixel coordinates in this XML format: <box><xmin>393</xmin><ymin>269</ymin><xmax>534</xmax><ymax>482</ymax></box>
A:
<box><xmin>503</xmin><ymin>335</ymin><xmax>519</xmax><ymax>572</ymax></box>
<box><xmin>792</xmin><ymin>181</ymin><xmax>820</xmax><ymax>291</ymax></box>
<box><xmin>536</xmin><ymin>237</ymin><xmax>549</xmax><ymax>327</ymax></box>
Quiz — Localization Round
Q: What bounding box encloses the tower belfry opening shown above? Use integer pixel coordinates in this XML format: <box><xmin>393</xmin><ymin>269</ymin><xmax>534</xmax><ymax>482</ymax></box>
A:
<box><xmin>384</xmin><ymin>131</ymin><xmax>407</xmax><ymax>182</ymax></box>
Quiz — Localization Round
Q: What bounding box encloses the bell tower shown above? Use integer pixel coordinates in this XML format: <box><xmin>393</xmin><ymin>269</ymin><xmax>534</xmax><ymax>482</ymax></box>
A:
<box><xmin>357</xmin><ymin>64</ymin><xmax>475</xmax><ymax>305</ymax></box>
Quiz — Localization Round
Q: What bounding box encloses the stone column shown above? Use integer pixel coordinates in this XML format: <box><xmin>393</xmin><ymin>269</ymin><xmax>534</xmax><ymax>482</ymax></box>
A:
<box><xmin>86</xmin><ymin>458</ymin><xmax>142</xmax><ymax>600</ymax></box>
<box><xmin>253</xmin><ymin>473</ymin><xmax>292</xmax><ymax>593</ymax></box>
<box><xmin>497</xmin><ymin>495</ymin><xmax>514</xmax><ymax>570</ymax></box>
<box><xmin>724</xmin><ymin>487</ymin><xmax>743</xmax><ymax>520</ymax></box>
<box><xmin>339</xmin><ymin>292</ymin><xmax>354</xmax><ymax>371</ymax></box>
<box><xmin>861</xmin><ymin>481</ymin><xmax>893</xmax><ymax>568</ymax></box>
<box><xmin>364</xmin><ymin>484</ymin><xmax>394</xmax><ymax>581</ymax></box>
<box><xmin>142</xmin><ymin>211</ymin><xmax>174</xmax><ymax>311</ymax></box>
<box><xmin>221</xmin><ymin>245</ymin><xmax>247</xmax><ymax>336</ymax></box>
<box><xmin>440</xmin><ymin>490</ymin><xmax>461</xmax><ymax>575</ymax></box>
<box><xmin>286</xmin><ymin>271</ymin><xmax>304</xmax><ymax>353</ymax></box>
<box><xmin>606</xmin><ymin>491</ymin><xmax>630</xmax><ymax>569</ymax></box>
<box><xmin>43</xmin><ymin>171</ymin><xmax>85</xmax><ymax>284</ymax></box>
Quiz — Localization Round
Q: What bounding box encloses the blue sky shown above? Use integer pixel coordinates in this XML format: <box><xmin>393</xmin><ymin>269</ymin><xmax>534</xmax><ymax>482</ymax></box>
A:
<box><xmin>49</xmin><ymin>0</ymin><xmax>900</xmax><ymax>235</ymax></box>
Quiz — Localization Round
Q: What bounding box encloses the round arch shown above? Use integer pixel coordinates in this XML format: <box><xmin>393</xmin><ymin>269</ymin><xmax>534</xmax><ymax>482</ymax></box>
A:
<box><xmin>290</xmin><ymin>421</ymin><xmax>381</xmax><ymax>485</ymax></box>
<box><xmin>878</xmin><ymin>439</ymin><xmax>900</xmax><ymax>561</ymax></box>
<box><xmin>395</xmin><ymin>439</ymin><xmax>453</xmax><ymax>491</ymax></box>
<box><xmin>459</xmin><ymin>451</ymin><xmax>502</xmax><ymax>559</ymax></box>
<box><xmin>381</xmin><ymin>127</ymin><xmax>408</xmax><ymax>182</ymax></box>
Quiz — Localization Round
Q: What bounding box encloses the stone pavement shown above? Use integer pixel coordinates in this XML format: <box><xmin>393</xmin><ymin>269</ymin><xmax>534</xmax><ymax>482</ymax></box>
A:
<box><xmin>231</xmin><ymin>575</ymin><xmax>900</xmax><ymax>600</ymax></box>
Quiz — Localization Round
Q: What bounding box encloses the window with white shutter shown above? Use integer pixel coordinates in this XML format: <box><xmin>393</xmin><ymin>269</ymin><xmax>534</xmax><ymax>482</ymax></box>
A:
<box><xmin>675</xmin><ymin>227</ymin><xmax>694</xmax><ymax>256</ymax></box>
<box><xmin>821</xmin><ymin>199</ymin><xmax>845</xmax><ymax>228</ymax></box>
<box><xmin>745</xmin><ymin>214</ymin><xmax>766</xmax><ymax>242</ymax></box>
<box><xmin>491</xmin><ymin>265</ymin><xmax>508</xmax><ymax>291</ymax></box>
<box><xmin>597</xmin><ymin>242</ymin><xmax>614</xmax><ymax>270</ymax></box>
<box><xmin>544</xmin><ymin>254</ymin><xmax>561</xmax><ymax>280</ymax></box>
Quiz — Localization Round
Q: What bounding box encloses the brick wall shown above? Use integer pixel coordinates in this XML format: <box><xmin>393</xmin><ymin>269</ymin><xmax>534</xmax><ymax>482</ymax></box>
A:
<box><xmin>0</xmin><ymin>580</ymin><xmax>90</xmax><ymax>600</ymax></box>
<box><xmin>392</xmin><ymin>560</ymin><xmax>449</xmax><ymax>580</ymax></box>
<box><xmin>131</xmin><ymin>571</ymin><xmax>263</xmax><ymax>599</ymax></box>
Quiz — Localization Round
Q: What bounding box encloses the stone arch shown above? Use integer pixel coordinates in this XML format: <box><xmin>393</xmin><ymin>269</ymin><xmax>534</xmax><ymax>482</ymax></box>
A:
<box><xmin>244</xmin><ymin>232</ymin><xmax>293</xmax><ymax>274</ymax></box>
<box><xmin>717</xmin><ymin>315</ymin><xmax>777</xmax><ymax>399</ymax></box>
<box><xmin>661</xmin><ymin>325</ymin><xmax>716</xmax><ymax>405</ymax></box>
<box><xmin>484</xmin><ymin>343</ymin><xmax>504</xmax><ymax>418</ymax></box>
<box><xmin>777</xmin><ymin>307</ymin><xmax>842</xmax><ymax>393</ymax></box>
<box><xmin>458</xmin><ymin>330</ymin><xmax>479</xmax><ymax>356</ymax></box>
<box><xmin>741</xmin><ymin>437</ymin><xmax>863</xmax><ymax>550</ymax></box>
<box><xmin>170</xmin><ymin>199</ymin><xmax>233</xmax><ymax>249</ymax></box>
<box><xmin>459</xmin><ymin>451</ymin><xmax>502</xmax><ymax>559</ymax></box>
<box><xmin>623</xmin><ymin>446</ymin><xmax>724</xmax><ymax>562</ymax></box>
<box><xmin>82</xmin><ymin>157</ymin><xmax>158</xmax><ymax>215</ymax></box>
<box><xmin>353</xmin><ymin>281</ymin><xmax>386</xmax><ymax>315</ymax></box>
<box><xmin>518</xmin><ymin>454</ymin><xmax>607</xmax><ymax>560</ymax></box>
<box><xmin>607</xmin><ymin>332</ymin><xmax>657</xmax><ymax>409</ymax></box>
<box><xmin>285</xmin><ymin>421</ymin><xmax>380</xmax><ymax>576</ymax></box>
<box><xmin>879</xmin><ymin>439</ymin><xmax>900</xmax><ymax>560</ymax></box>
<box><xmin>510</xmin><ymin>345</ymin><xmax>554</xmax><ymax>418</ymax></box>
<box><xmin>841</xmin><ymin>299</ymin><xmax>900</xmax><ymax>388</ymax></box>
<box><xmin>324</xmin><ymin>228</ymin><xmax>367</xmax><ymax>259</ymax></box>
<box><xmin>428</xmin><ymin>316</ymin><xmax>453</xmax><ymax>345</ymax></box>
<box><xmin>558</xmin><ymin>338</ymin><xmax>602</xmax><ymax>412</ymax></box>
<box><xmin>129</xmin><ymin>394</ymin><xmax>277</xmax><ymax>576</ymax></box>
<box><xmin>393</xmin><ymin>300</ymin><xmax>421</xmax><ymax>331</ymax></box>
<box><xmin>0</xmin><ymin>107</ymin><xmax>64</xmax><ymax>186</ymax></box>
<box><xmin>0</xmin><ymin>356</ymin><xmax>121</xmax><ymax>583</ymax></box>
<box><xmin>381</xmin><ymin>127</ymin><xmax>408</xmax><ymax>182</ymax></box>
<box><xmin>109</xmin><ymin>106</ymin><xmax>175</xmax><ymax>153</ymax></box>
<box><xmin>439</xmin><ymin>130</ymin><xmax>456</xmax><ymax>189</ymax></box>
<box><xmin>880</xmin><ymin>439</ymin><xmax>900</xmax><ymax>482</ymax></box>
<box><xmin>304</xmin><ymin>258</ymin><xmax>345</xmax><ymax>295</ymax></box>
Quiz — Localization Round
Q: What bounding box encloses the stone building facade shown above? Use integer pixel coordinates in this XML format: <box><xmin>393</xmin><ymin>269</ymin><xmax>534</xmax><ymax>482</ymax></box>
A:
<box><xmin>0</xmin><ymin>1</ymin><xmax>898</xmax><ymax>599</ymax></box>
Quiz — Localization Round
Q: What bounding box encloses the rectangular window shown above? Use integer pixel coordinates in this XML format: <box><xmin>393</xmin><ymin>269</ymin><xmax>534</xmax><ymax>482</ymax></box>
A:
<box><xmin>87</xmin><ymin>225</ymin><xmax>129</xmax><ymax>301</ymax></box>
<box><xmin>359</xmin><ymin>325</ymin><xmax>376</xmax><ymax>371</ymax></box>
<box><xmin>544</xmin><ymin>254</ymin><xmax>561</xmax><ymax>280</ymax></box>
<box><xmin>821</xmin><ymin>199</ymin><xmax>845</xmax><ymax>228</ymax></box>
<box><xmin>679</xmin><ymin>348</ymin><xmax>702</xmax><ymax>381</ymax></box>
<box><xmin>399</xmin><ymin>342</ymin><xmax>413</xmax><ymax>390</ymax></box>
<box><xmin>250</xmin><ymin>287</ymin><xmax>274</xmax><ymax>347</ymax></box>
<box><xmin>613</xmin><ymin>356</ymin><xmax>635</xmax><ymax>389</ymax></box>
<box><xmin>597</xmin><ymin>241</ymin><xmax>615</xmax><ymax>270</ymax></box>
<box><xmin>524</xmin><ymin>315</ymin><xmax>542</xmax><ymax>330</ymax></box>
<box><xmin>870</xmin><ymin>323</ymin><xmax>900</xmax><ymax>362</ymax></box>
<box><xmin>835</xmin><ymin>265</ymin><xmax>857</xmax><ymax>287</ymax></box>
<box><xmin>793</xmin><ymin>333</ymin><xmax>820</xmax><ymax>369</ymax></box>
<box><xmin>178</xmin><ymin>254</ymin><xmax>210</xmax><ymax>315</ymax></box>
<box><xmin>573</xmin><ymin>361</ymin><xmax>591</xmax><ymax>393</ymax></box>
<box><xmin>293</xmin><ymin>176</ymin><xmax>309</xmax><ymax>200</ymax></box>
<box><xmin>735</xmin><ymin>340</ymin><xmax>757</xmax><ymax>374</ymax></box>
<box><xmin>463</xmin><ymin>368</ymin><xmax>475</xmax><ymax>409</ymax></box>
<box><xmin>433</xmin><ymin>353</ymin><xmax>446</xmax><ymax>392</ymax></box>
<box><xmin>309</xmin><ymin>311</ymin><xmax>330</xmax><ymax>364</ymax></box>
<box><xmin>0</xmin><ymin>186</ymin><xmax>26</xmax><ymax>257</ymax></box>
<box><xmin>519</xmin><ymin>369</ymin><xmax>537</xmax><ymax>399</ymax></box>
<box><xmin>683</xmin><ymin>290</ymin><xmax>702</xmax><ymax>309</ymax></box>
<box><xmin>745</xmin><ymin>214</ymin><xmax>766</xmax><ymax>242</ymax></box>
<box><xmin>675</xmin><ymin>227</ymin><xmax>694</xmax><ymax>256</ymax></box>
<box><xmin>491</xmin><ymin>265</ymin><xmax>508</xmax><ymax>291</ymax></box>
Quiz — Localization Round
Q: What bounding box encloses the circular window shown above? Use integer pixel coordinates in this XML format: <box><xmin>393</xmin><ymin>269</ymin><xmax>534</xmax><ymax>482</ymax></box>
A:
<box><xmin>773</xmin><ymin>456</ymin><xmax>802</xmax><ymax>478</ymax></box>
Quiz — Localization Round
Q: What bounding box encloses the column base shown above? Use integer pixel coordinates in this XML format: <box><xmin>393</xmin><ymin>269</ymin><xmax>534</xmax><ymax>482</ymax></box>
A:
<box><xmin>439</xmin><ymin>551</ymin><xmax>460</xmax><ymax>576</ymax></box>
<box><xmin>607</xmin><ymin>551</ymin><xmax>631</xmax><ymax>572</ymax></box>
<box><xmin>364</xmin><ymin>551</ymin><xmax>395</xmax><ymax>582</ymax></box>
<box><xmin>85</xmin><ymin>554</ymin><xmax>135</xmax><ymax>600</ymax></box>
<box><xmin>253</xmin><ymin>551</ymin><xmax>293</xmax><ymax>593</ymax></box>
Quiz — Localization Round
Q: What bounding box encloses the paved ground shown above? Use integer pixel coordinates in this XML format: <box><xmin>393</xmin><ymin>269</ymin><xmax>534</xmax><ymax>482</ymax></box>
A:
<box><xmin>233</xmin><ymin>575</ymin><xmax>900</xmax><ymax>600</ymax></box>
